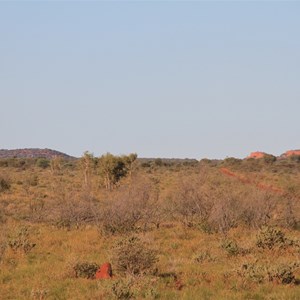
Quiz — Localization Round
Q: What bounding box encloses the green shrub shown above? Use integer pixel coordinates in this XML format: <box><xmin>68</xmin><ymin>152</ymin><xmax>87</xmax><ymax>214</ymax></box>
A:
<box><xmin>221</xmin><ymin>239</ymin><xmax>240</xmax><ymax>256</ymax></box>
<box><xmin>238</xmin><ymin>262</ymin><xmax>268</xmax><ymax>284</ymax></box>
<box><xmin>0</xmin><ymin>177</ymin><xmax>10</xmax><ymax>192</ymax></box>
<box><xmin>73</xmin><ymin>262</ymin><xmax>99</xmax><ymax>279</ymax></box>
<box><xmin>239</xmin><ymin>262</ymin><xmax>299</xmax><ymax>285</ymax></box>
<box><xmin>269</xmin><ymin>263</ymin><xmax>298</xmax><ymax>284</ymax></box>
<box><xmin>193</xmin><ymin>250</ymin><xmax>215</xmax><ymax>263</ymax></box>
<box><xmin>111</xmin><ymin>279</ymin><xmax>134</xmax><ymax>300</ymax></box>
<box><xmin>36</xmin><ymin>158</ymin><xmax>50</xmax><ymax>169</ymax></box>
<box><xmin>0</xmin><ymin>228</ymin><xmax>7</xmax><ymax>262</ymax></box>
<box><xmin>256</xmin><ymin>226</ymin><xmax>292</xmax><ymax>249</ymax></box>
<box><xmin>8</xmin><ymin>226</ymin><xmax>36</xmax><ymax>254</ymax></box>
<box><xmin>112</xmin><ymin>236</ymin><xmax>158</xmax><ymax>276</ymax></box>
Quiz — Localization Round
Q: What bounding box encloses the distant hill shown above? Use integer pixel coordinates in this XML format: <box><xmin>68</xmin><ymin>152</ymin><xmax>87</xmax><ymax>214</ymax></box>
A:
<box><xmin>0</xmin><ymin>148</ymin><xmax>75</xmax><ymax>160</ymax></box>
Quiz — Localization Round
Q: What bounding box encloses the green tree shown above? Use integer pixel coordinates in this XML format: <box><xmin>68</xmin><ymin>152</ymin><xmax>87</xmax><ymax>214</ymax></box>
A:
<box><xmin>98</xmin><ymin>153</ymin><xmax>137</xmax><ymax>190</ymax></box>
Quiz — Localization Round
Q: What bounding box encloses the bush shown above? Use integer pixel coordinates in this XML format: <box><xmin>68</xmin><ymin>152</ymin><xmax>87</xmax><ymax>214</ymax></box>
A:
<box><xmin>193</xmin><ymin>250</ymin><xmax>215</xmax><ymax>263</ymax></box>
<box><xmin>36</xmin><ymin>158</ymin><xmax>50</xmax><ymax>169</ymax></box>
<box><xmin>0</xmin><ymin>228</ymin><xmax>7</xmax><ymax>262</ymax></box>
<box><xmin>269</xmin><ymin>264</ymin><xmax>298</xmax><ymax>284</ymax></box>
<box><xmin>111</xmin><ymin>279</ymin><xmax>134</xmax><ymax>300</ymax></box>
<box><xmin>73</xmin><ymin>262</ymin><xmax>99</xmax><ymax>279</ymax></box>
<box><xmin>8</xmin><ymin>226</ymin><xmax>36</xmax><ymax>254</ymax></box>
<box><xmin>112</xmin><ymin>236</ymin><xmax>158</xmax><ymax>276</ymax></box>
<box><xmin>0</xmin><ymin>177</ymin><xmax>10</xmax><ymax>192</ymax></box>
<box><xmin>238</xmin><ymin>262</ymin><xmax>266</xmax><ymax>284</ymax></box>
<box><xmin>172</xmin><ymin>177</ymin><xmax>212</xmax><ymax>229</ymax></box>
<box><xmin>256</xmin><ymin>226</ymin><xmax>292</xmax><ymax>250</ymax></box>
<box><xmin>221</xmin><ymin>239</ymin><xmax>240</xmax><ymax>256</ymax></box>
<box><xmin>99</xmin><ymin>178</ymin><xmax>161</xmax><ymax>235</ymax></box>
<box><xmin>238</xmin><ymin>262</ymin><xmax>299</xmax><ymax>285</ymax></box>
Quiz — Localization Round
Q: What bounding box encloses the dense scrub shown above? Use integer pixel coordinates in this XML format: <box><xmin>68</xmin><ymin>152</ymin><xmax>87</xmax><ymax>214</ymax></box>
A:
<box><xmin>0</xmin><ymin>156</ymin><xmax>300</xmax><ymax>299</ymax></box>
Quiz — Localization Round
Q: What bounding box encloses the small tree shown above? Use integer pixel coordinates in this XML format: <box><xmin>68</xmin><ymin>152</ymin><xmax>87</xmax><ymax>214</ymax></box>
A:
<box><xmin>80</xmin><ymin>151</ymin><xmax>96</xmax><ymax>188</ymax></box>
<box><xmin>98</xmin><ymin>153</ymin><xmax>137</xmax><ymax>190</ymax></box>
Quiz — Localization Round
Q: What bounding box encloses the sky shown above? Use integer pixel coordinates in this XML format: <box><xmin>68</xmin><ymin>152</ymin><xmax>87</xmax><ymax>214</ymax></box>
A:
<box><xmin>0</xmin><ymin>1</ymin><xmax>299</xmax><ymax>159</ymax></box>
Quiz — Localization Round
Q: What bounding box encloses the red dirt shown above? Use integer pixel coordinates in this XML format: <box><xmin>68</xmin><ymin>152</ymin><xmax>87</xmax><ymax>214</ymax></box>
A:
<box><xmin>220</xmin><ymin>167</ymin><xmax>283</xmax><ymax>195</ymax></box>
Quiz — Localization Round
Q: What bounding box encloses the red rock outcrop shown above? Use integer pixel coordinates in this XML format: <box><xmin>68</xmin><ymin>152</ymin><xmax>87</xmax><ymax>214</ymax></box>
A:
<box><xmin>284</xmin><ymin>150</ymin><xmax>300</xmax><ymax>157</ymax></box>
<box><xmin>247</xmin><ymin>152</ymin><xmax>267</xmax><ymax>159</ymax></box>
<box><xmin>95</xmin><ymin>263</ymin><xmax>112</xmax><ymax>279</ymax></box>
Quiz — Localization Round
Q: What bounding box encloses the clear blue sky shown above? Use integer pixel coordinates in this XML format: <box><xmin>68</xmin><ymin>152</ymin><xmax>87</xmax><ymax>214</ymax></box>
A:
<box><xmin>1</xmin><ymin>2</ymin><xmax>299</xmax><ymax>159</ymax></box>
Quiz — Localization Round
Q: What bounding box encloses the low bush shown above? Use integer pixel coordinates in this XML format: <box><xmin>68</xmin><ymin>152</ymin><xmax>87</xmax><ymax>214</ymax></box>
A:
<box><xmin>221</xmin><ymin>239</ymin><xmax>241</xmax><ymax>256</ymax></box>
<box><xmin>193</xmin><ymin>250</ymin><xmax>216</xmax><ymax>263</ymax></box>
<box><xmin>0</xmin><ymin>176</ymin><xmax>10</xmax><ymax>192</ymax></box>
<box><xmin>256</xmin><ymin>226</ymin><xmax>293</xmax><ymax>250</ymax></box>
<box><xmin>112</xmin><ymin>236</ymin><xmax>158</xmax><ymax>276</ymax></box>
<box><xmin>73</xmin><ymin>262</ymin><xmax>99</xmax><ymax>279</ymax></box>
<box><xmin>111</xmin><ymin>278</ymin><xmax>134</xmax><ymax>300</ymax></box>
<box><xmin>238</xmin><ymin>261</ymin><xmax>299</xmax><ymax>285</ymax></box>
<box><xmin>8</xmin><ymin>226</ymin><xmax>36</xmax><ymax>254</ymax></box>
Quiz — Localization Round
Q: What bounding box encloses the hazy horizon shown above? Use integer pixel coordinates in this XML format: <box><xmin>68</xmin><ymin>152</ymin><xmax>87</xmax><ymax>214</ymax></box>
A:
<box><xmin>1</xmin><ymin>2</ymin><xmax>299</xmax><ymax>159</ymax></box>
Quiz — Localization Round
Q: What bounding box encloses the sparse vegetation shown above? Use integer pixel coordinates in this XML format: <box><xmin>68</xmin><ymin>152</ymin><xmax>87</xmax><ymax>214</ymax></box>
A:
<box><xmin>0</xmin><ymin>153</ymin><xmax>300</xmax><ymax>299</ymax></box>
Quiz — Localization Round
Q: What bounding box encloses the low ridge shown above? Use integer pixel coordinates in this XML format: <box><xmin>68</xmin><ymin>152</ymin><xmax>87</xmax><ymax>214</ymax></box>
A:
<box><xmin>0</xmin><ymin>148</ymin><xmax>75</xmax><ymax>159</ymax></box>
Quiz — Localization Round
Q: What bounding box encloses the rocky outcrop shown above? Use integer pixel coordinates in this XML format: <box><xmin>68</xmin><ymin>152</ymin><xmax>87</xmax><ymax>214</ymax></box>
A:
<box><xmin>282</xmin><ymin>150</ymin><xmax>300</xmax><ymax>158</ymax></box>
<box><xmin>247</xmin><ymin>152</ymin><xmax>267</xmax><ymax>159</ymax></box>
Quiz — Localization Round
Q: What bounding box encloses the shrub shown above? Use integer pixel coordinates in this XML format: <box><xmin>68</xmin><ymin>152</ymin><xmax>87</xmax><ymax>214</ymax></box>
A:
<box><xmin>256</xmin><ymin>226</ymin><xmax>292</xmax><ymax>250</ymax></box>
<box><xmin>221</xmin><ymin>239</ymin><xmax>240</xmax><ymax>256</ymax></box>
<box><xmin>193</xmin><ymin>250</ymin><xmax>215</xmax><ymax>263</ymax></box>
<box><xmin>238</xmin><ymin>262</ymin><xmax>299</xmax><ymax>285</ymax></box>
<box><xmin>99</xmin><ymin>178</ymin><xmax>161</xmax><ymax>235</ymax></box>
<box><xmin>73</xmin><ymin>262</ymin><xmax>99</xmax><ymax>279</ymax></box>
<box><xmin>24</xmin><ymin>174</ymin><xmax>39</xmax><ymax>187</ymax></box>
<box><xmin>36</xmin><ymin>158</ymin><xmax>50</xmax><ymax>169</ymax></box>
<box><xmin>238</xmin><ymin>262</ymin><xmax>268</xmax><ymax>284</ymax></box>
<box><xmin>0</xmin><ymin>228</ymin><xmax>7</xmax><ymax>262</ymax></box>
<box><xmin>112</xmin><ymin>236</ymin><xmax>158</xmax><ymax>276</ymax></box>
<box><xmin>53</xmin><ymin>195</ymin><xmax>98</xmax><ymax>229</ymax></box>
<box><xmin>8</xmin><ymin>226</ymin><xmax>36</xmax><ymax>254</ymax></box>
<box><xmin>172</xmin><ymin>177</ymin><xmax>212</xmax><ymax>229</ymax></box>
<box><xmin>0</xmin><ymin>177</ymin><xmax>10</xmax><ymax>192</ymax></box>
<box><xmin>269</xmin><ymin>264</ymin><xmax>298</xmax><ymax>284</ymax></box>
<box><xmin>111</xmin><ymin>279</ymin><xmax>134</xmax><ymax>300</ymax></box>
<box><xmin>240</xmin><ymin>190</ymin><xmax>277</xmax><ymax>229</ymax></box>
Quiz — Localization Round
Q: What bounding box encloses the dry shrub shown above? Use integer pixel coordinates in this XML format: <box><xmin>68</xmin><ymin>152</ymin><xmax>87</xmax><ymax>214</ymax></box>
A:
<box><xmin>171</xmin><ymin>171</ymin><xmax>281</xmax><ymax>234</ymax></box>
<box><xmin>171</xmin><ymin>172</ymin><xmax>213</xmax><ymax>230</ymax></box>
<box><xmin>45</xmin><ymin>189</ymin><xmax>99</xmax><ymax>229</ymax></box>
<box><xmin>209</xmin><ymin>194</ymin><xmax>240</xmax><ymax>233</ymax></box>
<box><xmin>240</xmin><ymin>189</ymin><xmax>278</xmax><ymax>229</ymax></box>
<box><xmin>98</xmin><ymin>177</ymin><xmax>161</xmax><ymax>235</ymax></box>
<box><xmin>171</xmin><ymin>172</ymin><xmax>278</xmax><ymax>233</ymax></box>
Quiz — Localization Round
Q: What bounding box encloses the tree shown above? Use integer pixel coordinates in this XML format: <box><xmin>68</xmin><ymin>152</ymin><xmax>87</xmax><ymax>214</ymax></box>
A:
<box><xmin>98</xmin><ymin>153</ymin><xmax>137</xmax><ymax>190</ymax></box>
<box><xmin>80</xmin><ymin>151</ymin><xmax>96</xmax><ymax>188</ymax></box>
